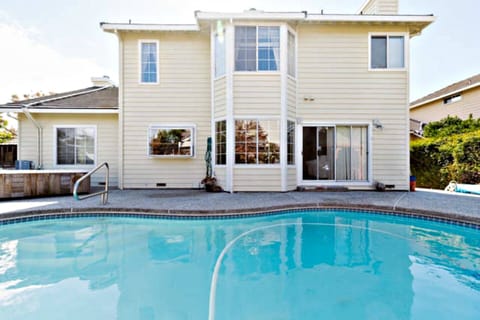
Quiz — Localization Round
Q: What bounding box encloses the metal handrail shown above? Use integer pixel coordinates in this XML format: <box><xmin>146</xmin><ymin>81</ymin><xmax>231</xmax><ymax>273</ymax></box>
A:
<box><xmin>73</xmin><ymin>162</ymin><xmax>109</xmax><ymax>205</ymax></box>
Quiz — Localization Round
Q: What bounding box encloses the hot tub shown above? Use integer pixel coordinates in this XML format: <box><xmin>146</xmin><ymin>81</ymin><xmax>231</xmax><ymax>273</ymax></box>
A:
<box><xmin>0</xmin><ymin>169</ymin><xmax>90</xmax><ymax>199</ymax></box>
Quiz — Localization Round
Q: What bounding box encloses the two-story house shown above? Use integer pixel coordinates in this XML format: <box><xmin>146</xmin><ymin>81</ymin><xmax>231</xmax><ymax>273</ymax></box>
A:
<box><xmin>1</xmin><ymin>0</ymin><xmax>434</xmax><ymax>192</ymax></box>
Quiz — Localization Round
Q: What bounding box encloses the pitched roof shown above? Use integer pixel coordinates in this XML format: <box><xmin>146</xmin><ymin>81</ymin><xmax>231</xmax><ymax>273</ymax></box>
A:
<box><xmin>0</xmin><ymin>86</ymin><xmax>118</xmax><ymax>110</ymax></box>
<box><xmin>410</xmin><ymin>73</ymin><xmax>480</xmax><ymax>109</ymax></box>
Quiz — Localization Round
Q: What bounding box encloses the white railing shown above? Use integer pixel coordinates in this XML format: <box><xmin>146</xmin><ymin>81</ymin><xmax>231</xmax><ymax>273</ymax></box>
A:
<box><xmin>73</xmin><ymin>162</ymin><xmax>109</xmax><ymax>205</ymax></box>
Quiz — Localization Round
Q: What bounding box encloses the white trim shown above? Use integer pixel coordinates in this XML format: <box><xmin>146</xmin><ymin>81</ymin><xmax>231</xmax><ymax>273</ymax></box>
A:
<box><xmin>210</xmin><ymin>25</ymin><xmax>217</xmax><ymax>175</ymax></box>
<box><xmin>225</xmin><ymin>24</ymin><xmax>235</xmax><ymax>192</ymax></box>
<box><xmin>234</xmin><ymin>164</ymin><xmax>281</xmax><ymax>169</ymax></box>
<box><xmin>306</xmin><ymin>14</ymin><xmax>435</xmax><ymax>24</ymax></box>
<box><xmin>280</xmin><ymin>24</ymin><xmax>288</xmax><ymax>192</ymax></box>
<box><xmin>196</xmin><ymin>11</ymin><xmax>306</xmax><ymax>21</ymax></box>
<box><xmin>0</xmin><ymin>108</ymin><xmax>118</xmax><ymax>114</ymax></box>
<box><xmin>53</xmin><ymin>125</ymin><xmax>97</xmax><ymax>168</ymax></box>
<box><xmin>138</xmin><ymin>39</ymin><xmax>159</xmax><ymax>85</ymax></box>
<box><xmin>410</xmin><ymin>82</ymin><xmax>480</xmax><ymax>109</ymax></box>
<box><xmin>368</xmin><ymin>32</ymin><xmax>408</xmax><ymax>71</ymax></box>
<box><xmin>147</xmin><ymin>124</ymin><xmax>196</xmax><ymax>158</ymax></box>
<box><xmin>101</xmin><ymin>23</ymin><xmax>199</xmax><ymax>32</ymax></box>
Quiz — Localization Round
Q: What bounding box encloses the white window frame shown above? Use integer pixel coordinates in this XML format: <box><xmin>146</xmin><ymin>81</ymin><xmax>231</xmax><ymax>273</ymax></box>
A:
<box><xmin>368</xmin><ymin>33</ymin><xmax>408</xmax><ymax>71</ymax></box>
<box><xmin>53</xmin><ymin>125</ymin><xmax>97</xmax><ymax>168</ymax></box>
<box><xmin>139</xmin><ymin>39</ymin><xmax>159</xmax><ymax>84</ymax></box>
<box><xmin>443</xmin><ymin>94</ymin><xmax>462</xmax><ymax>105</ymax></box>
<box><xmin>234</xmin><ymin>117</ymin><xmax>281</xmax><ymax>167</ymax></box>
<box><xmin>297</xmin><ymin>122</ymin><xmax>372</xmax><ymax>186</ymax></box>
<box><xmin>147</xmin><ymin>124</ymin><xmax>196</xmax><ymax>158</ymax></box>
<box><xmin>234</xmin><ymin>25</ymin><xmax>281</xmax><ymax>73</ymax></box>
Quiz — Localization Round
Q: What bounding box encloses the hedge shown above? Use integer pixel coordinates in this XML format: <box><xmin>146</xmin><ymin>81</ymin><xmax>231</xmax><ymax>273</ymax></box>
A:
<box><xmin>410</xmin><ymin>130</ymin><xmax>480</xmax><ymax>189</ymax></box>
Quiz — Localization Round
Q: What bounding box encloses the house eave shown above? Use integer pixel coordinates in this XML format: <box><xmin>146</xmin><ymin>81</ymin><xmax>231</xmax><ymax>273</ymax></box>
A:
<box><xmin>100</xmin><ymin>22</ymin><xmax>200</xmax><ymax>33</ymax></box>
<box><xmin>195</xmin><ymin>11</ymin><xmax>307</xmax><ymax>21</ymax></box>
<box><xmin>0</xmin><ymin>107</ymin><xmax>119</xmax><ymax>114</ymax></box>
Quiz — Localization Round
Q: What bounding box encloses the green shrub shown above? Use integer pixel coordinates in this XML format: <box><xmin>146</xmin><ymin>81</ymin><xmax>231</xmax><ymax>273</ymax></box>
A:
<box><xmin>410</xmin><ymin>130</ymin><xmax>480</xmax><ymax>188</ymax></box>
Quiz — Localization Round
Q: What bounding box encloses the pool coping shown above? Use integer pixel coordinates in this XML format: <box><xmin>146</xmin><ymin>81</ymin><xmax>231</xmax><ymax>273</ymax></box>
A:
<box><xmin>1</xmin><ymin>202</ymin><xmax>479</xmax><ymax>229</ymax></box>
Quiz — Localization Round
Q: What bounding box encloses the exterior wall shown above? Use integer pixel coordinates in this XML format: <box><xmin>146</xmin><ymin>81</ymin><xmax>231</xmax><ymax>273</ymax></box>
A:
<box><xmin>360</xmin><ymin>0</ymin><xmax>398</xmax><ymax>15</ymax></box>
<box><xmin>18</xmin><ymin>113</ymin><xmax>119</xmax><ymax>186</ymax></box>
<box><xmin>410</xmin><ymin>87</ymin><xmax>480</xmax><ymax>123</ymax></box>
<box><xmin>233</xmin><ymin>74</ymin><xmax>281</xmax><ymax>116</ymax></box>
<box><xmin>120</xmin><ymin>31</ymin><xmax>210</xmax><ymax>188</ymax></box>
<box><xmin>233</xmin><ymin>167</ymin><xmax>282</xmax><ymax>191</ymax></box>
<box><xmin>214</xmin><ymin>77</ymin><xmax>227</xmax><ymax>119</ymax></box>
<box><xmin>297</xmin><ymin>24</ymin><xmax>410</xmax><ymax>190</ymax></box>
<box><xmin>287</xmin><ymin>167</ymin><xmax>297</xmax><ymax>191</ymax></box>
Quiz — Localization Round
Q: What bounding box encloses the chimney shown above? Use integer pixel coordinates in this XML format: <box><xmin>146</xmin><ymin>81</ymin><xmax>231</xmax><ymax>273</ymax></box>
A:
<box><xmin>91</xmin><ymin>75</ymin><xmax>114</xmax><ymax>87</ymax></box>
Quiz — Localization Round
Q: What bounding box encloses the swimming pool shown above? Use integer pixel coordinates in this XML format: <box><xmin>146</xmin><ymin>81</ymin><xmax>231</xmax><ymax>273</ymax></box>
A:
<box><xmin>0</xmin><ymin>209</ymin><xmax>479</xmax><ymax>319</ymax></box>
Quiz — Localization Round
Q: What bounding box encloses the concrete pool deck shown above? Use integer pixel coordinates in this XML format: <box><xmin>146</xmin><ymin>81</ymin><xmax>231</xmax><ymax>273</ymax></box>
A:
<box><xmin>0</xmin><ymin>188</ymin><xmax>478</xmax><ymax>226</ymax></box>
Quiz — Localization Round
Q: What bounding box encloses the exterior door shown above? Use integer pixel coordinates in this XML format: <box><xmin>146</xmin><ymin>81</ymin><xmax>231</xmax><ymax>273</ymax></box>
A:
<box><xmin>302</xmin><ymin>126</ymin><xmax>335</xmax><ymax>180</ymax></box>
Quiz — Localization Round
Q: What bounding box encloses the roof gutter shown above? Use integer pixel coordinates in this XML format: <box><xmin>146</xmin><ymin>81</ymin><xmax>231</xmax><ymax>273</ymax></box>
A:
<box><xmin>21</xmin><ymin>105</ymin><xmax>43</xmax><ymax>169</ymax></box>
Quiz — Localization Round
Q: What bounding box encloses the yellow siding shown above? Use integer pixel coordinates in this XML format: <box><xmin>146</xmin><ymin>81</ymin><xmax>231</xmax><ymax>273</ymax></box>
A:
<box><xmin>287</xmin><ymin>167</ymin><xmax>297</xmax><ymax>191</ymax></box>
<box><xmin>234</xmin><ymin>74</ymin><xmax>281</xmax><ymax>116</ymax></box>
<box><xmin>121</xmin><ymin>32</ymin><xmax>211</xmax><ymax>188</ymax></box>
<box><xmin>287</xmin><ymin>77</ymin><xmax>297</xmax><ymax>119</ymax></box>
<box><xmin>214</xmin><ymin>77</ymin><xmax>227</xmax><ymax>119</ymax></box>
<box><xmin>410</xmin><ymin>87</ymin><xmax>480</xmax><ymax>122</ymax></box>
<box><xmin>17</xmin><ymin>113</ymin><xmax>119</xmax><ymax>186</ymax></box>
<box><xmin>360</xmin><ymin>0</ymin><xmax>398</xmax><ymax>15</ymax></box>
<box><xmin>297</xmin><ymin>24</ymin><xmax>409</xmax><ymax>190</ymax></box>
<box><xmin>234</xmin><ymin>167</ymin><xmax>282</xmax><ymax>191</ymax></box>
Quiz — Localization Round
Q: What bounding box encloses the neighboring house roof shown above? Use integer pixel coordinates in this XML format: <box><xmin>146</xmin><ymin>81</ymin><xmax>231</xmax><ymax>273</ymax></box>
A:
<box><xmin>410</xmin><ymin>73</ymin><xmax>480</xmax><ymax>109</ymax></box>
<box><xmin>0</xmin><ymin>86</ymin><xmax>118</xmax><ymax>113</ymax></box>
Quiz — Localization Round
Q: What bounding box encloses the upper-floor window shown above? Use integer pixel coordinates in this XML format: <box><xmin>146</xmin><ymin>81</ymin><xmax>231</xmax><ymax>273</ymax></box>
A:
<box><xmin>235</xmin><ymin>26</ymin><xmax>280</xmax><ymax>72</ymax></box>
<box><xmin>287</xmin><ymin>31</ymin><xmax>296</xmax><ymax>77</ymax></box>
<box><xmin>444</xmin><ymin>94</ymin><xmax>462</xmax><ymax>105</ymax></box>
<box><xmin>370</xmin><ymin>35</ymin><xmax>405</xmax><ymax>69</ymax></box>
<box><xmin>56</xmin><ymin>126</ymin><xmax>95</xmax><ymax>166</ymax></box>
<box><xmin>140</xmin><ymin>40</ymin><xmax>159</xmax><ymax>83</ymax></box>
<box><xmin>215</xmin><ymin>32</ymin><xmax>226</xmax><ymax>78</ymax></box>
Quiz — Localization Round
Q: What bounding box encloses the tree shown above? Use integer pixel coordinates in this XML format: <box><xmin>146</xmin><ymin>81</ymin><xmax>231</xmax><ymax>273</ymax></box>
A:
<box><xmin>0</xmin><ymin>115</ymin><xmax>15</xmax><ymax>144</ymax></box>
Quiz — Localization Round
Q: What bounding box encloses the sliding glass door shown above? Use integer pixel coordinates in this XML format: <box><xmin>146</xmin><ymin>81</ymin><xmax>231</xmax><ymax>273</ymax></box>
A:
<box><xmin>302</xmin><ymin>126</ymin><xmax>368</xmax><ymax>182</ymax></box>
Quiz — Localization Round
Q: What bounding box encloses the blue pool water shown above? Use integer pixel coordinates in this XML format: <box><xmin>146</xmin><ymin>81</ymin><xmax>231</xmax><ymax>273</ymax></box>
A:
<box><xmin>0</xmin><ymin>210</ymin><xmax>479</xmax><ymax>320</ymax></box>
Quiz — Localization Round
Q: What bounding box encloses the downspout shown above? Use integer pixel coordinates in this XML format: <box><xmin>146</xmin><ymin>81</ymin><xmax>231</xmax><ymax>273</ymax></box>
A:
<box><xmin>21</xmin><ymin>105</ymin><xmax>43</xmax><ymax>169</ymax></box>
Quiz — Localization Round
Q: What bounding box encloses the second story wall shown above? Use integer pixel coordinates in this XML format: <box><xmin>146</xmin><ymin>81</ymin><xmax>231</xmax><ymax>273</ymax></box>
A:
<box><xmin>120</xmin><ymin>31</ymin><xmax>211</xmax><ymax>188</ymax></box>
<box><xmin>297</xmin><ymin>23</ymin><xmax>410</xmax><ymax>189</ymax></box>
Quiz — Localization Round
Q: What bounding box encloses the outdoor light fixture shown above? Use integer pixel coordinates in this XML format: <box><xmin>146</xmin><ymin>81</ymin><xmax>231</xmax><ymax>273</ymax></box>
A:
<box><xmin>373</xmin><ymin>119</ymin><xmax>383</xmax><ymax>129</ymax></box>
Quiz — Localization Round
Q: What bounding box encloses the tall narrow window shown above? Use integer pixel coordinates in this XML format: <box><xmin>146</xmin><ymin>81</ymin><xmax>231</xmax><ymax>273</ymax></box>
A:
<box><xmin>215</xmin><ymin>32</ymin><xmax>226</xmax><ymax>77</ymax></box>
<box><xmin>215</xmin><ymin>120</ymin><xmax>226</xmax><ymax>165</ymax></box>
<box><xmin>56</xmin><ymin>127</ymin><xmax>95</xmax><ymax>165</ymax></box>
<box><xmin>287</xmin><ymin>31</ymin><xmax>296</xmax><ymax>77</ymax></box>
<box><xmin>370</xmin><ymin>35</ymin><xmax>405</xmax><ymax>69</ymax></box>
<box><xmin>235</xmin><ymin>26</ymin><xmax>280</xmax><ymax>72</ymax></box>
<box><xmin>287</xmin><ymin>120</ymin><xmax>295</xmax><ymax>165</ymax></box>
<box><xmin>140</xmin><ymin>41</ymin><xmax>158</xmax><ymax>83</ymax></box>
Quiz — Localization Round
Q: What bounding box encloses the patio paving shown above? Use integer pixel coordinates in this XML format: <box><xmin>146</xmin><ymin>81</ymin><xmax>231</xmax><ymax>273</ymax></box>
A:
<box><xmin>0</xmin><ymin>188</ymin><xmax>478</xmax><ymax>225</ymax></box>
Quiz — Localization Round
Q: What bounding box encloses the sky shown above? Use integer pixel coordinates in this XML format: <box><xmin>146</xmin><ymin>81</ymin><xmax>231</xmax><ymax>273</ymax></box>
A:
<box><xmin>0</xmin><ymin>0</ymin><xmax>479</xmax><ymax>105</ymax></box>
